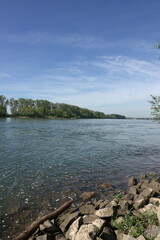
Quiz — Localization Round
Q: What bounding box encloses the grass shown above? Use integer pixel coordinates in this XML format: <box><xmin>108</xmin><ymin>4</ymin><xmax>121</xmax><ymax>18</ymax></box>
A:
<box><xmin>114</xmin><ymin>191</ymin><xmax>125</xmax><ymax>199</ymax></box>
<box><xmin>111</xmin><ymin>209</ymin><xmax>159</xmax><ymax>238</ymax></box>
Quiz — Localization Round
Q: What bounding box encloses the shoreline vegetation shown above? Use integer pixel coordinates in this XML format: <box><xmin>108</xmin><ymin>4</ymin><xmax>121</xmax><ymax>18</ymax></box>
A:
<box><xmin>0</xmin><ymin>95</ymin><xmax>126</xmax><ymax>119</ymax></box>
<box><xmin>12</xmin><ymin>172</ymin><xmax>160</xmax><ymax>240</ymax></box>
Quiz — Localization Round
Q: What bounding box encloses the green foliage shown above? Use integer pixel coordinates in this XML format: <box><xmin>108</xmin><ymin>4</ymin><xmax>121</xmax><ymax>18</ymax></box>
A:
<box><xmin>149</xmin><ymin>95</ymin><xmax>160</xmax><ymax>121</ymax></box>
<box><xmin>111</xmin><ymin>210</ymin><xmax>158</xmax><ymax>238</ymax></box>
<box><xmin>0</xmin><ymin>95</ymin><xmax>7</xmax><ymax>117</ymax></box>
<box><xmin>106</xmin><ymin>114</ymin><xmax>126</xmax><ymax>119</ymax></box>
<box><xmin>114</xmin><ymin>191</ymin><xmax>125</xmax><ymax>199</ymax></box>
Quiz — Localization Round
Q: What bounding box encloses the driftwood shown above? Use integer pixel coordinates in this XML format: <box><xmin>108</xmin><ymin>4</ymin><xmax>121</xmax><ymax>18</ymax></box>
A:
<box><xmin>13</xmin><ymin>199</ymin><xmax>73</xmax><ymax>240</ymax></box>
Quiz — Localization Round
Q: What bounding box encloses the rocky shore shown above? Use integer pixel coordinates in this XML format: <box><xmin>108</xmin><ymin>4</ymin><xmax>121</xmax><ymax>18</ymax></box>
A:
<box><xmin>14</xmin><ymin>173</ymin><xmax>160</xmax><ymax>240</ymax></box>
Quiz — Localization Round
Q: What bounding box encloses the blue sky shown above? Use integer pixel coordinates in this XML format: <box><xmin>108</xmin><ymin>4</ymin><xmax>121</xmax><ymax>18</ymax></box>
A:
<box><xmin>0</xmin><ymin>0</ymin><xmax>160</xmax><ymax>117</ymax></box>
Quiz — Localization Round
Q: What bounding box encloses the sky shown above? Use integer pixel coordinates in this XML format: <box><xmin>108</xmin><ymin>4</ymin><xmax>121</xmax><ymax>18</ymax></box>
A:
<box><xmin>0</xmin><ymin>0</ymin><xmax>160</xmax><ymax>117</ymax></box>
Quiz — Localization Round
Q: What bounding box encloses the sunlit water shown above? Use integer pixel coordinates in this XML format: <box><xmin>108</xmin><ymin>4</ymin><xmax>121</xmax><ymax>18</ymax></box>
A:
<box><xmin>0</xmin><ymin>118</ymin><xmax>160</xmax><ymax>239</ymax></box>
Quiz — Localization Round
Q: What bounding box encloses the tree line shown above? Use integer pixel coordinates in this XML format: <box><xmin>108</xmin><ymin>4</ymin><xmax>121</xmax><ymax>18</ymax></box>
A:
<box><xmin>0</xmin><ymin>95</ymin><xmax>126</xmax><ymax>119</ymax></box>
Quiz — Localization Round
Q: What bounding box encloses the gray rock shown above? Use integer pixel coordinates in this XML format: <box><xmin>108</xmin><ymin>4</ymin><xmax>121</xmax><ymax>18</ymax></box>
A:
<box><xmin>145</xmin><ymin>225</ymin><xmax>160</xmax><ymax>239</ymax></box>
<box><xmin>79</xmin><ymin>204</ymin><xmax>95</xmax><ymax>215</ymax></box>
<box><xmin>99</xmin><ymin>199</ymin><xmax>110</xmax><ymax>209</ymax></box>
<box><xmin>107</xmin><ymin>200</ymin><xmax>118</xmax><ymax>208</ymax></box>
<box><xmin>128</xmin><ymin>177</ymin><xmax>137</xmax><ymax>186</ymax></box>
<box><xmin>122</xmin><ymin>234</ymin><xmax>136</xmax><ymax>240</ymax></box>
<box><xmin>139</xmin><ymin>203</ymin><xmax>156</xmax><ymax>214</ymax></box>
<box><xmin>92</xmin><ymin>218</ymin><xmax>106</xmax><ymax>233</ymax></box>
<box><xmin>95</xmin><ymin>206</ymin><xmax>115</xmax><ymax>218</ymax></box>
<box><xmin>148</xmin><ymin>180</ymin><xmax>160</xmax><ymax>193</ymax></box>
<box><xmin>128</xmin><ymin>186</ymin><xmax>137</xmax><ymax>195</ymax></box>
<box><xmin>138</xmin><ymin>188</ymin><xmax>155</xmax><ymax>201</ymax></box>
<box><xmin>59</xmin><ymin>211</ymin><xmax>80</xmax><ymax>232</ymax></box>
<box><xmin>39</xmin><ymin>220</ymin><xmax>53</xmax><ymax>231</ymax></box>
<box><xmin>55</xmin><ymin>233</ymin><xmax>67</xmax><ymax>240</ymax></box>
<box><xmin>150</xmin><ymin>197</ymin><xmax>160</xmax><ymax>206</ymax></box>
<box><xmin>65</xmin><ymin>216</ymin><xmax>83</xmax><ymax>240</ymax></box>
<box><xmin>123</xmin><ymin>194</ymin><xmax>134</xmax><ymax>201</ymax></box>
<box><xmin>154</xmin><ymin>233</ymin><xmax>160</xmax><ymax>240</ymax></box>
<box><xmin>99</xmin><ymin>226</ymin><xmax>116</xmax><ymax>240</ymax></box>
<box><xmin>136</xmin><ymin>235</ymin><xmax>146</xmax><ymax>240</ymax></box>
<box><xmin>80</xmin><ymin>192</ymin><xmax>96</xmax><ymax>200</ymax></box>
<box><xmin>83</xmin><ymin>214</ymin><xmax>100</xmax><ymax>224</ymax></box>
<box><xmin>140</xmin><ymin>173</ymin><xmax>147</xmax><ymax>179</ymax></box>
<box><xmin>75</xmin><ymin>224</ymin><xmax>97</xmax><ymax>240</ymax></box>
<box><xmin>133</xmin><ymin>198</ymin><xmax>146</xmax><ymax>210</ymax></box>
<box><xmin>100</xmin><ymin>182</ymin><xmax>112</xmax><ymax>189</ymax></box>
<box><xmin>36</xmin><ymin>235</ymin><xmax>47</xmax><ymax>240</ymax></box>
<box><xmin>115</xmin><ymin>230</ymin><xmax>123</xmax><ymax>240</ymax></box>
<box><xmin>119</xmin><ymin>200</ymin><xmax>129</xmax><ymax>211</ymax></box>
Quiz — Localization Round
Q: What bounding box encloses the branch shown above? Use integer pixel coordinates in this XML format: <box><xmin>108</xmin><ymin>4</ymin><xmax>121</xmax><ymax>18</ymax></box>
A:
<box><xmin>13</xmin><ymin>199</ymin><xmax>73</xmax><ymax>240</ymax></box>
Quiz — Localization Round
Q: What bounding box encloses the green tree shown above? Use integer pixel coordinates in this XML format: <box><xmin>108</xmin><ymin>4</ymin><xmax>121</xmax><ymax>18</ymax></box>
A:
<box><xmin>149</xmin><ymin>95</ymin><xmax>160</xmax><ymax>121</ymax></box>
<box><xmin>0</xmin><ymin>95</ymin><xmax>8</xmax><ymax>117</ymax></box>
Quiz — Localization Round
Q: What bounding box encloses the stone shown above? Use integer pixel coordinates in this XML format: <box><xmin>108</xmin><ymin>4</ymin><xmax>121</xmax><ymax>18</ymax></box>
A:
<box><xmin>148</xmin><ymin>180</ymin><xmax>160</xmax><ymax>193</ymax></box>
<box><xmin>150</xmin><ymin>197</ymin><xmax>160</xmax><ymax>206</ymax></box>
<box><xmin>96</xmin><ymin>238</ymin><xmax>103</xmax><ymax>240</ymax></box>
<box><xmin>123</xmin><ymin>194</ymin><xmax>134</xmax><ymax>201</ymax></box>
<box><xmin>65</xmin><ymin>216</ymin><xmax>83</xmax><ymax>240</ymax></box>
<box><xmin>98</xmin><ymin>199</ymin><xmax>110</xmax><ymax>209</ymax></box>
<box><xmin>75</xmin><ymin>224</ymin><xmax>97</xmax><ymax>240</ymax></box>
<box><xmin>107</xmin><ymin>200</ymin><xmax>118</xmax><ymax>208</ymax></box>
<box><xmin>79</xmin><ymin>204</ymin><xmax>95</xmax><ymax>215</ymax></box>
<box><xmin>55</xmin><ymin>234</ymin><xmax>67</xmax><ymax>240</ymax></box>
<box><xmin>133</xmin><ymin>198</ymin><xmax>146</xmax><ymax>210</ymax></box>
<box><xmin>80</xmin><ymin>192</ymin><xmax>96</xmax><ymax>200</ymax></box>
<box><xmin>115</xmin><ymin>230</ymin><xmax>123</xmax><ymax>240</ymax></box>
<box><xmin>140</xmin><ymin>173</ymin><xmax>147</xmax><ymax>179</ymax></box>
<box><xmin>128</xmin><ymin>186</ymin><xmax>137</xmax><ymax>195</ymax></box>
<box><xmin>99</xmin><ymin>226</ymin><xmax>116</xmax><ymax>240</ymax></box>
<box><xmin>138</xmin><ymin>188</ymin><xmax>155</xmax><ymax>201</ymax></box>
<box><xmin>100</xmin><ymin>182</ymin><xmax>112</xmax><ymax>189</ymax></box>
<box><xmin>128</xmin><ymin>177</ymin><xmax>137</xmax><ymax>186</ymax></box>
<box><xmin>140</xmin><ymin>183</ymin><xmax>149</xmax><ymax>190</ymax></box>
<box><xmin>83</xmin><ymin>214</ymin><xmax>100</xmax><ymax>224</ymax></box>
<box><xmin>156</xmin><ymin>206</ymin><xmax>160</xmax><ymax>223</ymax></box>
<box><xmin>154</xmin><ymin>233</ymin><xmax>160</xmax><ymax>240</ymax></box>
<box><xmin>36</xmin><ymin>235</ymin><xmax>47</xmax><ymax>240</ymax></box>
<box><xmin>39</xmin><ymin>220</ymin><xmax>53</xmax><ymax>231</ymax></box>
<box><xmin>136</xmin><ymin>235</ymin><xmax>146</xmax><ymax>240</ymax></box>
<box><xmin>145</xmin><ymin>225</ymin><xmax>160</xmax><ymax>239</ymax></box>
<box><xmin>59</xmin><ymin>211</ymin><xmax>80</xmax><ymax>232</ymax></box>
<box><xmin>92</xmin><ymin>218</ymin><xmax>106</xmax><ymax>233</ymax></box>
<box><xmin>119</xmin><ymin>200</ymin><xmax>129</xmax><ymax>211</ymax></box>
<box><xmin>122</xmin><ymin>234</ymin><xmax>136</xmax><ymax>240</ymax></box>
<box><xmin>95</xmin><ymin>206</ymin><xmax>115</xmax><ymax>218</ymax></box>
<box><xmin>139</xmin><ymin>203</ymin><xmax>156</xmax><ymax>214</ymax></box>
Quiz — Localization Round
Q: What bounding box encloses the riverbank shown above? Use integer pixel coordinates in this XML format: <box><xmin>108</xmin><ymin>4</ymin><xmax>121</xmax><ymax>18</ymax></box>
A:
<box><xmin>12</xmin><ymin>172</ymin><xmax>160</xmax><ymax>240</ymax></box>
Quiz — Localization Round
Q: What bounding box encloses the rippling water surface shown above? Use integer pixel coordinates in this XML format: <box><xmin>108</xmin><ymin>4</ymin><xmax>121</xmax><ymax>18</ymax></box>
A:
<box><xmin>0</xmin><ymin>118</ymin><xmax>160</xmax><ymax>238</ymax></box>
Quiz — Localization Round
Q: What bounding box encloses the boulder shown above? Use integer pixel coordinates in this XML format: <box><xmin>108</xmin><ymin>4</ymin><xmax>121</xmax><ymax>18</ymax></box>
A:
<box><xmin>107</xmin><ymin>200</ymin><xmax>118</xmax><ymax>208</ymax></box>
<box><xmin>122</xmin><ymin>234</ymin><xmax>136</xmax><ymax>240</ymax></box>
<box><xmin>150</xmin><ymin>197</ymin><xmax>160</xmax><ymax>206</ymax></box>
<box><xmin>65</xmin><ymin>216</ymin><xmax>83</xmax><ymax>240</ymax></box>
<box><xmin>59</xmin><ymin>211</ymin><xmax>80</xmax><ymax>232</ymax></box>
<box><xmin>128</xmin><ymin>186</ymin><xmax>137</xmax><ymax>195</ymax></box>
<box><xmin>136</xmin><ymin>235</ymin><xmax>146</xmax><ymax>240</ymax></box>
<box><xmin>98</xmin><ymin>199</ymin><xmax>110</xmax><ymax>209</ymax></box>
<box><xmin>92</xmin><ymin>218</ymin><xmax>106</xmax><ymax>233</ymax></box>
<box><xmin>145</xmin><ymin>225</ymin><xmax>160</xmax><ymax>239</ymax></box>
<box><xmin>154</xmin><ymin>233</ymin><xmax>160</xmax><ymax>240</ymax></box>
<box><xmin>36</xmin><ymin>235</ymin><xmax>48</xmax><ymax>240</ymax></box>
<box><xmin>138</xmin><ymin>188</ymin><xmax>155</xmax><ymax>201</ymax></box>
<box><xmin>128</xmin><ymin>177</ymin><xmax>137</xmax><ymax>186</ymax></box>
<box><xmin>95</xmin><ymin>206</ymin><xmax>115</xmax><ymax>218</ymax></box>
<box><xmin>115</xmin><ymin>230</ymin><xmax>123</xmax><ymax>240</ymax></box>
<box><xmin>140</xmin><ymin>173</ymin><xmax>147</xmax><ymax>179</ymax></box>
<box><xmin>99</xmin><ymin>226</ymin><xmax>116</xmax><ymax>240</ymax></box>
<box><xmin>83</xmin><ymin>214</ymin><xmax>100</xmax><ymax>224</ymax></box>
<box><xmin>75</xmin><ymin>224</ymin><xmax>97</xmax><ymax>240</ymax></box>
<box><xmin>139</xmin><ymin>203</ymin><xmax>156</xmax><ymax>214</ymax></box>
<box><xmin>79</xmin><ymin>204</ymin><xmax>95</xmax><ymax>215</ymax></box>
<box><xmin>133</xmin><ymin>198</ymin><xmax>146</xmax><ymax>210</ymax></box>
<box><xmin>148</xmin><ymin>180</ymin><xmax>160</xmax><ymax>193</ymax></box>
<box><xmin>123</xmin><ymin>194</ymin><xmax>134</xmax><ymax>201</ymax></box>
<box><xmin>156</xmin><ymin>206</ymin><xmax>160</xmax><ymax>223</ymax></box>
<box><xmin>55</xmin><ymin>234</ymin><xmax>67</xmax><ymax>240</ymax></box>
<box><xmin>80</xmin><ymin>192</ymin><xmax>96</xmax><ymax>200</ymax></box>
<box><xmin>118</xmin><ymin>200</ymin><xmax>129</xmax><ymax>211</ymax></box>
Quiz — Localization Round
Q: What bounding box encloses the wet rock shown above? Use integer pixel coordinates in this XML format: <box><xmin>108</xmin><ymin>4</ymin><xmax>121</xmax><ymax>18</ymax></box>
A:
<box><xmin>145</xmin><ymin>225</ymin><xmax>160</xmax><ymax>239</ymax></box>
<box><xmin>99</xmin><ymin>226</ymin><xmax>116</xmax><ymax>240</ymax></box>
<box><xmin>59</xmin><ymin>211</ymin><xmax>80</xmax><ymax>232</ymax></box>
<box><xmin>100</xmin><ymin>182</ymin><xmax>112</xmax><ymax>189</ymax></box>
<box><xmin>128</xmin><ymin>177</ymin><xmax>137</xmax><ymax>186</ymax></box>
<box><xmin>150</xmin><ymin>197</ymin><xmax>160</xmax><ymax>206</ymax></box>
<box><xmin>140</xmin><ymin>174</ymin><xmax>147</xmax><ymax>180</ymax></box>
<box><xmin>65</xmin><ymin>216</ymin><xmax>83</xmax><ymax>240</ymax></box>
<box><xmin>79</xmin><ymin>204</ymin><xmax>95</xmax><ymax>215</ymax></box>
<box><xmin>83</xmin><ymin>214</ymin><xmax>100</xmax><ymax>224</ymax></box>
<box><xmin>75</xmin><ymin>224</ymin><xmax>97</xmax><ymax>240</ymax></box>
<box><xmin>95</xmin><ymin>206</ymin><xmax>115</xmax><ymax>218</ymax></box>
<box><xmin>80</xmin><ymin>191</ymin><xmax>96</xmax><ymax>200</ymax></box>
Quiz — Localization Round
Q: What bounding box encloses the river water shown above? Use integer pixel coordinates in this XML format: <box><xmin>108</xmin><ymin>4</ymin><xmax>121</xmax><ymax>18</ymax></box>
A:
<box><xmin>0</xmin><ymin>118</ymin><xmax>160</xmax><ymax>239</ymax></box>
